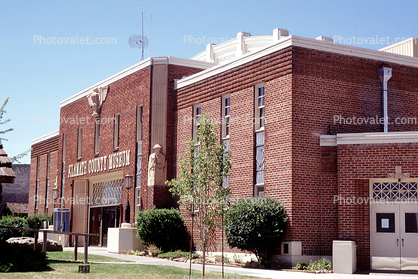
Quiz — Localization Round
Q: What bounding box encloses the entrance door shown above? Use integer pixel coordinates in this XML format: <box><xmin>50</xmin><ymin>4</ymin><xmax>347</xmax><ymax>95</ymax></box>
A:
<box><xmin>400</xmin><ymin>204</ymin><xmax>418</xmax><ymax>270</ymax></box>
<box><xmin>371</xmin><ymin>204</ymin><xmax>418</xmax><ymax>270</ymax></box>
<box><xmin>89</xmin><ymin>206</ymin><xmax>120</xmax><ymax>247</ymax></box>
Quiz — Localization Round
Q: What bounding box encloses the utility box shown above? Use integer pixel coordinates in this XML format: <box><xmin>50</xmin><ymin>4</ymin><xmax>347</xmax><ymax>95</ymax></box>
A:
<box><xmin>333</xmin><ymin>240</ymin><xmax>356</xmax><ymax>274</ymax></box>
<box><xmin>53</xmin><ymin>208</ymin><xmax>70</xmax><ymax>232</ymax></box>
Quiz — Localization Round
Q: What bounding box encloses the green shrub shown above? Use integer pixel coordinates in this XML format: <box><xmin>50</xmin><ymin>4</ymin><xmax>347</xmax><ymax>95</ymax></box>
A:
<box><xmin>157</xmin><ymin>250</ymin><xmax>199</xmax><ymax>259</ymax></box>
<box><xmin>293</xmin><ymin>262</ymin><xmax>308</xmax><ymax>270</ymax></box>
<box><xmin>0</xmin><ymin>241</ymin><xmax>50</xmax><ymax>272</ymax></box>
<box><xmin>306</xmin><ymin>258</ymin><xmax>332</xmax><ymax>271</ymax></box>
<box><xmin>149</xmin><ymin>247</ymin><xmax>163</xmax><ymax>257</ymax></box>
<box><xmin>27</xmin><ymin>213</ymin><xmax>52</xmax><ymax>230</ymax></box>
<box><xmin>224</xmin><ymin>197</ymin><xmax>288</xmax><ymax>265</ymax></box>
<box><xmin>0</xmin><ymin>216</ymin><xmax>30</xmax><ymax>241</ymax></box>
<box><xmin>136</xmin><ymin>207</ymin><xmax>187</xmax><ymax>252</ymax></box>
<box><xmin>26</xmin><ymin>213</ymin><xmax>52</xmax><ymax>237</ymax></box>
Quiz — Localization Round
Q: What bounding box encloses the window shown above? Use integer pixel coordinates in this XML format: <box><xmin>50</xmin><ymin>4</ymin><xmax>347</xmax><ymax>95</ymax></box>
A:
<box><xmin>94</xmin><ymin>119</ymin><xmax>100</xmax><ymax>154</ymax></box>
<box><xmin>254</xmin><ymin>85</ymin><xmax>265</xmax><ymax>196</ymax></box>
<box><xmin>255</xmin><ymin>85</ymin><xmax>265</xmax><ymax>131</ymax></box>
<box><xmin>137</xmin><ymin>105</ymin><xmax>143</xmax><ymax>142</ymax></box>
<box><xmin>114</xmin><ymin>113</ymin><xmax>120</xmax><ymax>149</ymax></box>
<box><xmin>61</xmin><ymin>133</ymin><xmax>66</xmax><ymax>202</ymax></box>
<box><xmin>62</xmin><ymin>133</ymin><xmax>66</xmax><ymax>162</ymax></box>
<box><xmin>222</xmin><ymin>95</ymin><xmax>231</xmax><ymax>138</ymax></box>
<box><xmin>77</xmin><ymin>127</ymin><xmax>82</xmax><ymax>159</ymax></box>
<box><xmin>45</xmin><ymin>153</ymin><xmax>50</xmax><ymax>211</ymax></box>
<box><xmin>35</xmin><ymin>156</ymin><xmax>40</xmax><ymax>210</ymax></box>
<box><xmin>135</xmin><ymin>141</ymin><xmax>142</xmax><ymax>217</ymax></box>
<box><xmin>193</xmin><ymin>105</ymin><xmax>201</xmax><ymax>141</ymax></box>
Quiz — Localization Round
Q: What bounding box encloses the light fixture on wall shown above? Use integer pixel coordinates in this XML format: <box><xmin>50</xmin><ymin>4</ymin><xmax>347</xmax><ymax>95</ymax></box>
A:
<box><xmin>124</xmin><ymin>174</ymin><xmax>133</xmax><ymax>224</ymax></box>
<box><xmin>52</xmin><ymin>177</ymin><xmax>59</xmax><ymax>208</ymax></box>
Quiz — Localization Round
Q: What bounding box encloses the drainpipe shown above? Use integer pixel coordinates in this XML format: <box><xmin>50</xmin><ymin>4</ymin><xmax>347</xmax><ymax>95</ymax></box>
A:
<box><xmin>379</xmin><ymin>67</ymin><xmax>392</xmax><ymax>132</ymax></box>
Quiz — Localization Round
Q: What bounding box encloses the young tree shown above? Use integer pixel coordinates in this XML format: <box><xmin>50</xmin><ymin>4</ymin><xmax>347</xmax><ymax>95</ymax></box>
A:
<box><xmin>0</xmin><ymin>98</ymin><xmax>13</xmax><ymax>141</ymax></box>
<box><xmin>0</xmin><ymin>97</ymin><xmax>31</xmax><ymax>163</ymax></box>
<box><xmin>166</xmin><ymin>112</ymin><xmax>231</xmax><ymax>279</ymax></box>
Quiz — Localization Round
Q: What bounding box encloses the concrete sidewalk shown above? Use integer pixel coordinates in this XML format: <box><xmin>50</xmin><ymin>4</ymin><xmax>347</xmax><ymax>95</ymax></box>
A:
<box><xmin>64</xmin><ymin>247</ymin><xmax>418</xmax><ymax>279</ymax></box>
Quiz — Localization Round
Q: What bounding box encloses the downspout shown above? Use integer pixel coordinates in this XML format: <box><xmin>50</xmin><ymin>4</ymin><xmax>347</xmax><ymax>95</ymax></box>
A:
<box><xmin>379</xmin><ymin>67</ymin><xmax>392</xmax><ymax>132</ymax></box>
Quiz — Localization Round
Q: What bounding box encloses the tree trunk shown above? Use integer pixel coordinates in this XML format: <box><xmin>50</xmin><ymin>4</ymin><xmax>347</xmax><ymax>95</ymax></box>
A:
<box><xmin>202</xmin><ymin>242</ymin><xmax>206</xmax><ymax>279</ymax></box>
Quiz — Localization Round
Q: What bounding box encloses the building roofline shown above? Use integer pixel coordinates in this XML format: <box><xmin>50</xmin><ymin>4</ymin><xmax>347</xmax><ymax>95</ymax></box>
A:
<box><xmin>60</xmin><ymin>57</ymin><xmax>215</xmax><ymax>108</ymax></box>
<box><xmin>31</xmin><ymin>130</ymin><xmax>59</xmax><ymax>146</ymax></box>
<box><xmin>176</xmin><ymin>35</ymin><xmax>418</xmax><ymax>90</ymax></box>
<box><xmin>320</xmin><ymin>131</ymin><xmax>418</xmax><ymax>146</ymax></box>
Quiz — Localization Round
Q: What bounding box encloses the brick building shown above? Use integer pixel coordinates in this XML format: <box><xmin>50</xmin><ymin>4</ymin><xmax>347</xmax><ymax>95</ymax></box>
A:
<box><xmin>0</xmin><ymin>164</ymin><xmax>30</xmax><ymax>216</ymax></box>
<box><xmin>29</xmin><ymin>28</ymin><xmax>418</xmax><ymax>270</ymax></box>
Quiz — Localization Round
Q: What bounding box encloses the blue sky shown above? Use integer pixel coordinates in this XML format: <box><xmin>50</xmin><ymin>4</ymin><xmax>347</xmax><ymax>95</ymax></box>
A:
<box><xmin>1</xmin><ymin>0</ymin><xmax>417</xmax><ymax>163</ymax></box>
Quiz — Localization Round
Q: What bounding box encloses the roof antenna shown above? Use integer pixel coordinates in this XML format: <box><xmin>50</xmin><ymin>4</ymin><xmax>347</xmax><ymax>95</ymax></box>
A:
<box><xmin>129</xmin><ymin>12</ymin><xmax>149</xmax><ymax>61</ymax></box>
<box><xmin>148</xmin><ymin>14</ymin><xmax>152</xmax><ymax>58</ymax></box>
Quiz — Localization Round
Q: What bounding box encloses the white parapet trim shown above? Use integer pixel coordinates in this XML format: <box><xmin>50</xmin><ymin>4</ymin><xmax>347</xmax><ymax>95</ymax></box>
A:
<box><xmin>31</xmin><ymin>130</ymin><xmax>59</xmax><ymax>146</ymax></box>
<box><xmin>320</xmin><ymin>131</ymin><xmax>418</xmax><ymax>146</ymax></box>
<box><xmin>177</xmin><ymin>35</ymin><xmax>418</xmax><ymax>90</ymax></box>
<box><xmin>60</xmin><ymin>57</ymin><xmax>215</xmax><ymax>108</ymax></box>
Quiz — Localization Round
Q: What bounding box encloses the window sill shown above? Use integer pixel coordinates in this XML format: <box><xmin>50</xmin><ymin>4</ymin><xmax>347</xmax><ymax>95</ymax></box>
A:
<box><xmin>93</xmin><ymin>153</ymin><xmax>99</xmax><ymax>158</ymax></box>
<box><xmin>113</xmin><ymin>147</ymin><xmax>119</xmax><ymax>152</ymax></box>
<box><xmin>255</xmin><ymin>128</ymin><xmax>265</xmax><ymax>133</ymax></box>
<box><xmin>76</xmin><ymin>157</ymin><xmax>82</xmax><ymax>162</ymax></box>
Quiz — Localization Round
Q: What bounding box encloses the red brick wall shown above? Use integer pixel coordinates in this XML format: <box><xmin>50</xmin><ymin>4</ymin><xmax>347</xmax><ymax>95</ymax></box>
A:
<box><xmin>291</xmin><ymin>46</ymin><xmax>418</xmax><ymax>256</ymax></box>
<box><xmin>29</xmin><ymin>135</ymin><xmax>59</xmax><ymax>216</ymax></box>
<box><xmin>175</xmin><ymin>45</ymin><xmax>418</xmax><ymax>259</ymax></box>
<box><xmin>337</xmin><ymin>143</ymin><xmax>418</xmax><ymax>270</ymax></box>
<box><xmin>175</xmin><ymin>48</ymin><xmax>294</xmax><ymax>252</ymax></box>
<box><xmin>58</xmin><ymin>67</ymin><xmax>151</xmax><ymax>223</ymax></box>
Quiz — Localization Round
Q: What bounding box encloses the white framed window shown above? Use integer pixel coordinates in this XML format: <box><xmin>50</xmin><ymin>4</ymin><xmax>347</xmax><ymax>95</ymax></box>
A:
<box><xmin>114</xmin><ymin>113</ymin><xmax>120</xmax><ymax>149</ymax></box>
<box><xmin>193</xmin><ymin>105</ymin><xmax>201</xmax><ymax>141</ymax></box>
<box><xmin>136</xmin><ymin>187</ymin><xmax>141</xmax><ymax>209</ymax></box>
<box><xmin>61</xmin><ymin>133</ymin><xmax>66</xmax><ymax>202</ymax></box>
<box><xmin>35</xmin><ymin>156</ymin><xmax>41</xmax><ymax>210</ymax></box>
<box><xmin>45</xmin><ymin>153</ymin><xmax>50</xmax><ymax>211</ymax></box>
<box><xmin>222</xmin><ymin>95</ymin><xmax>231</xmax><ymax>138</ymax></box>
<box><xmin>94</xmin><ymin>119</ymin><xmax>100</xmax><ymax>154</ymax></box>
<box><xmin>77</xmin><ymin>127</ymin><xmax>82</xmax><ymax>159</ymax></box>
<box><xmin>137</xmin><ymin>105</ymin><xmax>143</xmax><ymax>142</ymax></box>
<box><xmin>255</xmin><ymin>84</ymin><xmax>265</xmax><ymax>131</ymax></box>
<box><xmin>62</xmin><ymin>133</ymin><xmax>66</xmax><ymax>162</ymax></box>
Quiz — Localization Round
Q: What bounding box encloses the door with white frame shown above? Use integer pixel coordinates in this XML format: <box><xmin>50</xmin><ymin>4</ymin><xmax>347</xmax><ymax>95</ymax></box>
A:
<box><xmin>370</xmin><ymin>179</ymin><xmax>418</xmax><ymax>271</ymax></box>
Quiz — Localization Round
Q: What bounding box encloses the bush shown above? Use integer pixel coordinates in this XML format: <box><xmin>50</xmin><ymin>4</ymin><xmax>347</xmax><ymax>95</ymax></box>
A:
<box><xmin>136</xmin><ymin>207</ymin><xmax>187</xmax><ymax>252</ymax></box>
<box><xmin>0</xmin><ymin>241</ymin><xmax>50</xmax><ymax>272</ymax></box>
<box><xmin>27</xmin><ymin>213</ymin><xmax>52</xmax><ymax>230</ymax></box>
<box><xmin>224</xmin><ymin>197</ymin><xmax>288</xmax><ymax>265</ymax></box>
<box><xmin>306</xmin><ymin>258</ymin><xmax>332</xmax><ymax>271</ymax></box>
<box><xmin>293</xmin><ymin>262</ymin><xmax>308</xmax><ymax>270</ymax></box>
<box><xmin>0</xmin><ymin>216</ymin><xmax>30</xmax><ymax>241</ymax></box>
<box><xmin>157</xmin><ymin>250</ymin><xmax>199</xmax><ymax>259</ymax></box>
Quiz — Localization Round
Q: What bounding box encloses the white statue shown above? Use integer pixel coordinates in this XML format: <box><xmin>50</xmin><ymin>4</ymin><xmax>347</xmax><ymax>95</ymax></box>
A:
<box><xmin>87</xmin><ymin>86</ymin><xmax>108</xmax><ymax>118</ymax></box>
<box><xmin>148</xmin><ymin>144</ymin><xmax>166</xmax><ymax>186</ymax></box>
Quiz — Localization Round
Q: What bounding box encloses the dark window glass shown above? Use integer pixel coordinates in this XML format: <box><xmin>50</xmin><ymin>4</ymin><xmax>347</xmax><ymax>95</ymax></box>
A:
<box><xmin>405</xmin><ymin>213</ymin><xmax>418</xmax><ymax>233</ymax></box>
<box><xmin>283</xmin><ymin>243</ymin><xmax>289</xmax><ymax>254</ymax></box>
<box><xmin>376</xmin><ymin>213</ymin><xmax>395</xmax><ymax>233</ymax></box>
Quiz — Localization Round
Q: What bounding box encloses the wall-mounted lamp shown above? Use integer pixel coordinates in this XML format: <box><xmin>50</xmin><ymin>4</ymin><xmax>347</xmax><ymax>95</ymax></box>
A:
<box><xmin>124</xmin><ymin>174</ymin><xmax>133</xmax><ymax>223</ymax></box>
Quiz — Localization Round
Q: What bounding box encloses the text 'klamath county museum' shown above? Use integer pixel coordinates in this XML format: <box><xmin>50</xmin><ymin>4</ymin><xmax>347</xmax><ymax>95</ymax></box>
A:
<box><xmin>29</xmin><ymin>28</ymin><xmax>418</xmax><ymax>271</ymax></box>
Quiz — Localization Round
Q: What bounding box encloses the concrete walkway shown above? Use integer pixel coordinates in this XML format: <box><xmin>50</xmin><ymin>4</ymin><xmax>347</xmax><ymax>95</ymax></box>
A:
<box><xmin>64</xmin><ymin>247</ymin><xmax>418</xmax><ymax>279</ymax></box>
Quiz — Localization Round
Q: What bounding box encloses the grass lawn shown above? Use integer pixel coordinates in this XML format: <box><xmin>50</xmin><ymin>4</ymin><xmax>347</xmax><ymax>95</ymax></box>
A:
<box><xmin>1</xmin><ymin>262</ymin><xmax>258</xmax><ymax>279</ymax></box>
<box><xmin>46</xmin><ymin>251</ymin><xmax>130</xmax><ymax>262</ymax></box>
<box><xmin>0</xmin><ymin>251</ymin><xmax>258</xmax><ymax>278</ymax></box>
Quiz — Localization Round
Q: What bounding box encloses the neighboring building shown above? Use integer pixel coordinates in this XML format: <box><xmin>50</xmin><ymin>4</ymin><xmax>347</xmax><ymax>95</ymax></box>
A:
<box><xmin>0</xmin><ymin>164</ymin><xmax>30</xmax><ymax>216</ymax></box>
<box><xmin>0</xmin><ymin>140</ymin><xmax>16</xmax><ymax>206</ymax></box>
<box><xmin>29</xmin><ymin>28</ymin><xmax>418</xmax><ymax>271</ymax></box>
